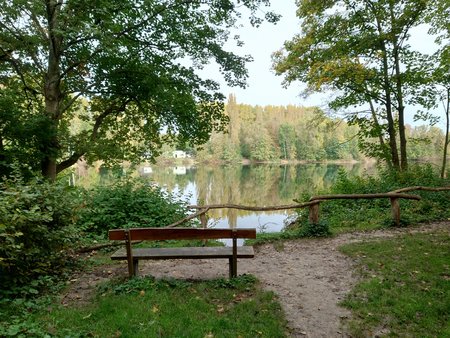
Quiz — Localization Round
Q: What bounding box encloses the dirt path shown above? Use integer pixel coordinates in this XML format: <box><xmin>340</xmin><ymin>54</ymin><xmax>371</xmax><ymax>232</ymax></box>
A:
<box><xmin>62</xmin><ymin>222</ymin><xmax>450</xmax><ymax>337</ymax></box>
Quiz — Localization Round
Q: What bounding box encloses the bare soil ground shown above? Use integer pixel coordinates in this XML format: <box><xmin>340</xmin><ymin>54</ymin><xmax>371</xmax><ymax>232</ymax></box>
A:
<box><xmin>61</xmin><ymin>221</ymin><xmax>450</xmax><ymax>338</ymax></box>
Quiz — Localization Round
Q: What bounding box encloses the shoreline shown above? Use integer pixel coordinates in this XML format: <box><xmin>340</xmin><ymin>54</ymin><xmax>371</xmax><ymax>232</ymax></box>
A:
<box><xmin>146</xmin><ymin>157</ymin><xmax>376</xmax><ymax>167</ymax></box>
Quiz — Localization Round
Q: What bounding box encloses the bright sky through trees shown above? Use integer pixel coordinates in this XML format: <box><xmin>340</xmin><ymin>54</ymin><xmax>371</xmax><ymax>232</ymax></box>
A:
<box><xmin>201</xmin><ymin>1</ymin><xmax>303</xmax><ymax>107</ymax></box>
<box><xmin>211</xmin><ymin>1</ymin><xmax>442</xmax><ymax>127</ymax></box>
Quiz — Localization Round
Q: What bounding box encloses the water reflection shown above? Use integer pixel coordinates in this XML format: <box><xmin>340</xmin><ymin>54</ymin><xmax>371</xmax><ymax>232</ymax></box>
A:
<box><xmin>142</xmin><ymin>163</ymin><xmax>373</xmax><ymax>232</ymax></box>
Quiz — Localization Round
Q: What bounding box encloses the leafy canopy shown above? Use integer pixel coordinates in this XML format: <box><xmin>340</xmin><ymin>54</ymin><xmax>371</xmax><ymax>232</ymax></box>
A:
<box><xmin>0</xmin><ymin>0</ymin><xmax>278</xmax><ymax>178</ymax></box>
<box><xmin>273</xmin><ymin>0</ymin><xmax>448</xmax><ymax>169</ymax></box>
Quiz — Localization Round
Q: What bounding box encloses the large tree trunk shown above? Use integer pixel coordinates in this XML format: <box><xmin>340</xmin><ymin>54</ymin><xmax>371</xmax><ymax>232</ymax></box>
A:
<box><xmin>42</xmin><ymin>0</ymin><xmax>63</xmax><ymax>181</ymax></box>
<box><xmin>442</xmin><ymin>88</ymin><xmax>450</xmax><ymax>178</ymax></box>
<box><xmin>41</xmin><ymin>157</ymin><xmax>57</xmax><ymax>181</ymax></box>
<box><xmin>394</xmin><ymin>49</ymin><xmax>408</xmax><ymax>171</ymax></box>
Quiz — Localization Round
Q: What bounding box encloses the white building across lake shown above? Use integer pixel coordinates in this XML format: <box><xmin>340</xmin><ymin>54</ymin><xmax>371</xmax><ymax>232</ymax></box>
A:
<box><xmin>172</xmin><ymin>150</ymin><xmax>187</xmax><ymax>158</ymax></box>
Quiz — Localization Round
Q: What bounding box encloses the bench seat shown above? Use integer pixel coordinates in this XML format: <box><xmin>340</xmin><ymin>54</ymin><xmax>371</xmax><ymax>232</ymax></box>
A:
<box><xmin>111</xmin><ymin>246</ymin><xmax>254</xmax><ymax>260</ymax></box>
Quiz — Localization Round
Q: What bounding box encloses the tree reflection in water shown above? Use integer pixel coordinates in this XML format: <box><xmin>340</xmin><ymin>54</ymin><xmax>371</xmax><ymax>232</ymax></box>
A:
<box><xmin>146</xmin><ymin>163</ymin><xmax>374</xmax><ymax>232</ymax></box>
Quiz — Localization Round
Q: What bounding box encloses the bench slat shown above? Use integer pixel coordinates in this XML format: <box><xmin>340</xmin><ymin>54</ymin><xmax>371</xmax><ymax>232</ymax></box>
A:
<box><xmin>111</xmin><ymin>246</ymin><xmax>255</xmax><ymax>260</ymax></box>
<box><xmin>109</xmin><ymin>227</ymin><xmax>256</xmax><ymax>241</ymax></box>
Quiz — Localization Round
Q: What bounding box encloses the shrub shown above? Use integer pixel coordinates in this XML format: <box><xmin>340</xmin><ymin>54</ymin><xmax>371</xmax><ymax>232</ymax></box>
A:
<box><xmin>77</xmin><ymin>178</ymin><xmax>191</xmax><ymax>236</ymax></box>
<box><xmin>297</xmin><ymin>220</ymin><xmax>331</xmax><ymax>237</ymax></box>
<box><xmin>0</xmin><ymin>173</ymin><xmax>81</xmax><ymax>293</ymax></box>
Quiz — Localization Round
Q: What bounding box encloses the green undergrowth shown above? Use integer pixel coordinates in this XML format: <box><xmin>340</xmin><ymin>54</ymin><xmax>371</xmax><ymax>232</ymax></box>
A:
<box><xmin>253</xmin><ymin>165</ymin><xmax>450</xmax><ymax>245</ymax></box>
<box><xmin>77</xmin><ymin>177</ymin><xmax>193</xmax><ymax>238</ymax></box>
<box><xmin>250</xmin><ymin>220</ymin><xmax>331</xmax><ymax>245</ymax></box>
<box><xmin>28</xmin><ymin>275</ymin><xmax>287</xmax><ymax>338</ymax></box>
<box><xmin>340</xmin><ymin>230</ymin><xmax>450</xmax><ymax>337</ymax></box>
<box><xmin>290</xmin><ymin>164</ymin><xmax>450</xmax><ymax>234</ymax></box>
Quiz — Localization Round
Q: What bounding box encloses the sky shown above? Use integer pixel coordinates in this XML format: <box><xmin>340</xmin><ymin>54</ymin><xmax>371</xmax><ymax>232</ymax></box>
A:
<box><xmin>205</xmin><ymin>1</ymin><xmax>444</xmax><ymax>126</ymax></box>
<box><xmin>215</xmin><ymin>1</ymin><xmax>305</xmax><ymax>107</ymax></box>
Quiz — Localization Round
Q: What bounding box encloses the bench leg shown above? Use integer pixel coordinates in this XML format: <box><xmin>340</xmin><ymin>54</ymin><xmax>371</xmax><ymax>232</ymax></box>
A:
<box><xmin>126</xmin><ymin>257</ymin><xmax>134</xmax><ymax>277</ymax></box>
<box><xmin>231</xmin><ymin>236</ymin><xmax>238</xmax><ymax>279</ymax></box>
<box><xmin>229</xmin><ymin>257</ymin><xmax>237</xmax><ymax>279</ymax></box>
<box><xmin>133</xmin><ymin>260</ymin><xmax>139</xmax><ymax>277</ymax></box>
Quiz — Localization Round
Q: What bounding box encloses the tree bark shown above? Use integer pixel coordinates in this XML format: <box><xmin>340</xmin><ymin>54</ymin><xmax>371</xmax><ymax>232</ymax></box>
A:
<box><xmin>380</xmin><ymin>43</ymin><xmax>400</xmax><ymax>170</ymax></box>
<box><xmin>373</xmin><ymin>12</ymin><xmax>399</xmax><ymax>170</ymax></box>
<box><xmin>42</xmin><ymin>0</ymin><xmax>63</xmax><ymax>181</ymax></box>
<box><xmin>308</xmin><ymin>203</ymin><xmax>320</xmax><ymax>224</ymax></box>
<box><xmin>442</xmin><ymin>88</ymin><xmax>450</xmax><ymax>178</ymax></box>
<box><xmin>390</xmin><ymin>3</ymin><xmax>408</xmax><ymax>171</ymax></box>
<box><xmin>368</xmin><ymin>99</ymin><xmax>389</xmax><ymax>159</ymax></box>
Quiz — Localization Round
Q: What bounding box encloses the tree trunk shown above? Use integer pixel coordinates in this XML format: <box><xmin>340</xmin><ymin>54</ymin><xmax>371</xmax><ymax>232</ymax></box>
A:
<box><xmin>372</xmin><ymin>5</ymin><xmax>399</xmax><ymax>170</ymax></box>
<box><xmin>441</xmin><ymin>88</ymin><xmax>450</xmax><ymax>178</ymax></box>
<box><xmin>41</xmin><ymin>157</ymin><xmax>57</xmax><ymax>181</ymax></box>
<box><xmin>381</xmin><ymin>45</ymin><xmax>400</xmax><ymax>170</ymax></box>
<box><xmin>42</xmin><ymin>0</ymin><xmax>63</xmax><ymax>181</ymax></box>
<box><xmin>368</xmin><ymin>99</ymin><xmax>389</xmax><ymax>160</ymax></box>
<box><xmin>390</xmin><ymin>4</ymin><xmax>408</xmax><ymax>171</ymax></box>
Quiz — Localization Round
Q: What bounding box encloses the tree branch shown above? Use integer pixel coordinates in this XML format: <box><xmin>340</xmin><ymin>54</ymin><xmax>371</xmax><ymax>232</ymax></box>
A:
<box><xmin>56</xmin><ymin>98</ymin><xmax>132</xmax><ymax>174</ymax></box>
<box><xmin>28</xmin><ymin>10</ymin><xmax>48</xmax><ymax>41</ymax></box>
<box><xmin>59</xmin><ymin>91</ymin><xmax>84</xmax><ymax>116</ymax></box>
<box><xmin>90</xmin><ymin>99</ymin><xmax>132</xmax><ymax>142</ymax></box>
<box><xmin>56</xmin><ymin>151</ymin><xmax>85</xmax><ymax>174</ymax></box>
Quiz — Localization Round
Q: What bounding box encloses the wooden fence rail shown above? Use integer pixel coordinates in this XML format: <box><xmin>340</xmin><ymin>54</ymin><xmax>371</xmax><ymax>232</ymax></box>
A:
<box><xmin>166</xmin><ymin>185</ymin><xmax>450</xmax><ymax>229</ymax></box>
<box><xmin>307</xmin><ymin>193</ymin><xmax>421</xmax><ymax>226</ymax></box>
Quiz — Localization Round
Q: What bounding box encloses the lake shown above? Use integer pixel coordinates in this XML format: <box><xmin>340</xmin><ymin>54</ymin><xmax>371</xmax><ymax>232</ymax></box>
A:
<box><xmin>124</xmin><ymin>162</ymin><xmax>375</xmax><ymax>233</ymax></box>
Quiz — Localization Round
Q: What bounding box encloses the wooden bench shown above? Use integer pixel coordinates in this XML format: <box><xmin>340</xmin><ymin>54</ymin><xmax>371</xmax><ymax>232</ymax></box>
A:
<box><xmin>109</xmin><ymin>227</ymin><xmax>256</xmax><ymax>279</ymax></box>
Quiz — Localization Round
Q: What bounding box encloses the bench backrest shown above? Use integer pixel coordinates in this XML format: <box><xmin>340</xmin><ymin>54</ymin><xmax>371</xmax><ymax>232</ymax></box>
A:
<box><xmin>109</xmin><ymin>227</ymin><xmax>256</xmax><ymax>241</ymax></box>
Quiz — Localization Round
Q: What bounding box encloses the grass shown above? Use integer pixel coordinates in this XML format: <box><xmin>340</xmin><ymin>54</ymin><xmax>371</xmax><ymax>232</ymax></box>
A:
<box><xmin>339</xmin><ymin>230</ymin><xmax>450</xmax><ymax>337</ymax></box>
<box><xmin>33</xmin><ymin>275</ymin><xmax>287</xmax><ymax>338</ymax></box>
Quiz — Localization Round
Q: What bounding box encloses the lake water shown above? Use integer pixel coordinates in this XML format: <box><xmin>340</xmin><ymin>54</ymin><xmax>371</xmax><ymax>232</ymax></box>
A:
<box><xmin>129</xmin><ymin>162</ymin><xmax>375</xmax><ymax>233</ymax></box>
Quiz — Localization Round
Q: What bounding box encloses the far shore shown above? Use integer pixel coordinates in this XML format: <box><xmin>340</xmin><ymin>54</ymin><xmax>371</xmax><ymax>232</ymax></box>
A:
<box><xmin>145</xmin><ymin>157</ymin><xmax>377</xmax><ymax>167</ymax></box>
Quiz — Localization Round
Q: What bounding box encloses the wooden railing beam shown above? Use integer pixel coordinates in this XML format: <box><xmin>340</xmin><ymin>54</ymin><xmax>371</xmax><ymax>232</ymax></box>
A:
<box><xmin>309</xmin><ymin>193</ymin><xmax>421</xmax><ymax>201</ymax></box>
<box><xmin>167</xmin><ymin>186</ymin><xmax>449</xmax><ymax>229</ymax></box>
<box><xmin>188</xmin><ymin>202</ymin><xmax>319</xmax><ymax>211</ymax></box>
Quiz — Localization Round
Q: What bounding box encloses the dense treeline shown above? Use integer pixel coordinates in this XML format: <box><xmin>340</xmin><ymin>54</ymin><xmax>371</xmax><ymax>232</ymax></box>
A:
<box><xmin>192</xmin><ymin>95</ymin><xmax>447</xmax><ymax>163</ymax></box>
<box><xmin>195</xmin><ymin>94</ymin><xmax>361</xmax><ymax>162</ymax></box>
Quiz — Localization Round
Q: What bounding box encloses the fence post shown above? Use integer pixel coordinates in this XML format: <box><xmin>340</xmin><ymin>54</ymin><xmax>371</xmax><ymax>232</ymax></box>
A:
<box><xmin>309</xmin><ymin>202</ymin><xmax>320</xmax><ymax>224</ymax></box>
<box><xmin>199</xmin><ymin>211</ymin><xmax>208</xmax><ymax>246</ymax></box>
<box><xmin>200</xmin><ymin>212</ymin><xmax>207</xmax><ymax>229</ymax></box>
<box><xmin>390</xmin><ymin>197</ymin><xmax>400</xmax><ymax>226</ymax></box>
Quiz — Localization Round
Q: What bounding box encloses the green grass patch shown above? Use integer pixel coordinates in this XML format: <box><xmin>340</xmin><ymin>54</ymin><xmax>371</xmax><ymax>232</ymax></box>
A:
<box><xmin>340</xmin><ymin>231</ymin><xmax>450</xmax><ymax>337</ymax></box>
<box><xmin>250</xmin><ymin>221</ymin><xmax>332</xmax><ymax>245</ymax></box>
<box><xmin>33</xmin><ymin>275</ymin><xmax>287</xmax><ymax>337</ymax></box>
